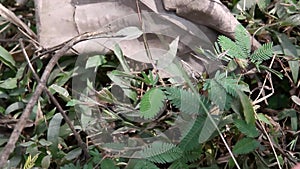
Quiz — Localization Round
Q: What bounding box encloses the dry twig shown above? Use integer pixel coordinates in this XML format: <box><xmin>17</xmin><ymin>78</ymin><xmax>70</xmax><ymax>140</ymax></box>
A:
<box><xmin>0</xmin><ymin>30</ymin><xmax>108</xmax><ymax>168</ymax></box>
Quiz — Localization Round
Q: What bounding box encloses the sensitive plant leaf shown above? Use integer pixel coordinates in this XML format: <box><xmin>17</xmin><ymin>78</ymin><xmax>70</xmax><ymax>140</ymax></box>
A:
<box><xmin>233</xmin><ymin>138</ymin><xmax>260</xmax><ymax>154</ymax></box>
<box><xmin>140</xmin><ymin>88</ymin><xmax>166</xmax><ymax>119</ymax></box>
<box><xmin>140</xmin><ymin>141</ymin><xmax>183</xmax><ymax>164</ymax></box>
<box><xmin>237</xmin><ymin>90</ymin><xmax>255</xmax><ymax>125</ymax></box>
<box><xmin>0</xmin><ymin>45</ymin><xmax>16</xmax><ymax>70</ymax></box>
<box><xmin>234</xmin><ymin>119</ymin><xmax>259</xmax><ymax>138</ymax></box>
<box><xmin>250</xmin><ymin>42</ymin><xmax>273</xmax><ymax>62</ymax></box>
<box><xmin>209</xmin><ymin>80</ymin><xmax>227</xmax><ymax>110</ymax></box>
<box><xmin>85</xmin><ymin>55</ymin><xmax>106</xmax><ymax>69</ymax></box>
<box><xmin>259</xmin><ymin>65</ymin><xmax>284</xmax><ymax>79</ymax></box>
<box><xmin>277</xmin><ymin>33</ymin><xmax>299</xmax><ymax>83</ymax></box>
<box><xmin>235</xmin><ymin>25</ymin><xmax>251</xmax><ymax>57</ymax></box>
<box><xmin>256</xmin><ymin>113</ymin><xmax>271</xmax><ymax>125</ymax></box>
<box><xmin>178</xmin><ymin>116</ymin><xmax>205</xmax><ymax>151</ymax></box>
<box><xmin>132</xmin><ymin>160</ymin><xmax>159</xmax><ymax>169</ymax></box>
<box><xmin>198</xmin><ymin>114</ymin><xmax>220</xmax><ymax>143</ymax></box>
<box><xmin>47</xmin><ymin>113</ymin><xmax>63</xmax><ymax>152</ymax></box>
<box><xmin>168</xmin><ymin>161</ymin><xmax>189</xmax><ymax>169</ymax></box>
<box><xmin>114</xmin><ymin>44</ymin><xmax>130</xmax><ymax>73</ymax></box>
<box><xmin>165</xmin><ymin>87</ymin><xmax>210</xmax><ymax>115</ymax></box>
<box><xmin>218</xmin><ymin>36</ymin><xmax>247</xmax><ymax>59</ymax></box>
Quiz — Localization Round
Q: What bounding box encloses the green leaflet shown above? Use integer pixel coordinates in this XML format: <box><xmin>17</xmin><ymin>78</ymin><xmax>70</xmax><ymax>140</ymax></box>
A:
<box><xmin>234</xmin><ymin>119</ymin><xmax>259</xmax><ymax>138</ymax></box>
<box><xmin>236</xmin><ymin>90</ymin><xmax>256</xmax><ymax>125</ymax></box>
<box><xmin>165</xmin><ymin>87</ymin><xmax>210</xmax><ymax>115</ymax></box>
<box><xmin>140</xmin><ymin>141</ymin><xmax>183</xmax><ymax>164</ymax></box>
<box><xmin>233</xmin><ymin>138</ymin><xmax>260</xmax><ymax>155</ymax></box>
<box><xmin>250</xmin><ymin>42</ymin><xmax>273</xmax><ymax>62</ymax></box>
<box><xmin>178</xmin><ymin>116</ymin><xmax>205</xmax><ymax>151</ymax></box>
<box><xmin>140</xmin><ymin>88</ymin><xmax>166</xmax><ymax>119</ymax></box>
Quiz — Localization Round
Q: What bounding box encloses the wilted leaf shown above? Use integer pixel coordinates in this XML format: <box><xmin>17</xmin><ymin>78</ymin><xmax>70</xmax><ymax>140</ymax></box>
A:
<box><xmin>291</xmin><ymin>95</ymin><xmax>300</xmax><ymax>106</ymax></box>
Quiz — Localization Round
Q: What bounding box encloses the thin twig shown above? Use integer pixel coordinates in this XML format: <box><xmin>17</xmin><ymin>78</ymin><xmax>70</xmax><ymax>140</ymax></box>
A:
<box><xmin>19</xmin><ymin>39</ymin><xmax>90</xmax><ymax>159</ymax></box>
<box><xmin>0</xmin><ymin>30</ymin><xmax>107</xmax><ymax>168</ymax></box>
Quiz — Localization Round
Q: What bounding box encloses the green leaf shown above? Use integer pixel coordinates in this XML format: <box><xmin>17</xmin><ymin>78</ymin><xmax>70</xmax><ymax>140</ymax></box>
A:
<box><xmin>49</xmin><ymin>84</ymin><xmax>70</xmax><ymax>100</ymax></box>
<box><xmin>233</xmin><ymin>138</ymin><xmax>260</xmax><ymax>154</ymax></box>
<box><xmin>108</xmin><ymin>70</ymin><xmax>137</xmax><ymax>101</ymax></box>
<box><xmin>85</xmin><ymin>55</ymin><xmax>106</xmax><ymax>68</ymax></box>
<box><xmin>209</xmin><ymin>79</ymin><xmax>227</xmax><ymax>110</ymax></box>
<box><xmin>64</xmin><ymin>148</ymin><xmax>82</xmax><ymax>161</ymax></box>
<box><xmin>4</xmin><ymin>102</ymin><xmax>24</xmax><ymax>115</ymax></box>
<box><xmin>41</xmin><ymin>155</ymin><xmax>51</xmax><ymax>169</ymax></box>
<box><xmin>276</xmin><ymin>33</ymin><xmax>299</xmax><ymax>83</ymax></box>
<box><xmin>235</xmin><ymin>25</ymin><xmax>251</xmax><ymax>57</ymax></box>
<box><xmin>114</xmin><ymin>44</ymin><xmax>130</xmax><ymax>73</ymax></box>
<box><xmin>101</xmin><ymin>159</ymin><xmax>118</xmax><ymax>169</ymax></box>
<box><xmin>140</xmin><ymin>88</ymin><xmax>166</xmax><ymax>119</ymax></box>
<box><xmin>140</xmin><ymin>141</ymin><xmax>183</xmax><ymax>164</ymax></box>
<box><xmin>132</xmin><ymin>160</ymin><xmax>159</xmax><ymax>169</ymax></box>
<box><xmin>250</xmin><ymin>42</ymin><xmax>273</xmax><ymax>62</ymax></box>
<box><xmin>218</xmin><ymin>36</ymin><xmax>247</xmax><ymax>59</ymax></box>
<box><xmin>237</xmin><ymin>90</ymin><xmax>255</xmax><ymax>125</ymax></box>
<box><xmin>47</xmin><ymin>113</ymin><xmax>63</xmax><ymax>153</ymax></box>
<box><xmin>0</xmin><ymin>78</ymin><xmax>17</xmax><ymax>89</ymax></box>
<box><xmin>198</xmin><ymin>114</ymin><xmax>220</xmax><ymax>143</ymax></box>
<box><xmin>0</xmin><ymin>45</ymin><xmax>16</xmax><ymax>70</ymax></box>
<box><xmin>234</xmin><ymin>119</ymin><xmax>259</xmax><ymax>138</ymax></box>
<box><xmin>178</xmin><ymin>116</ymin><xmax>205</xmax><ymax>151</ymax></box>
<box><xmin>166</xmin><ymin>87</ymin><xmax>210</xmax><ymax>115</ymax></box>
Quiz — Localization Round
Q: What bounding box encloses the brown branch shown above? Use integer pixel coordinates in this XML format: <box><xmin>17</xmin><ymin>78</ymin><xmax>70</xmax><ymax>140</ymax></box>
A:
<box><xmin>0</xmin><ymin>31</ymin><xmax>107</xmax><ymax>168</ymax></box>
<box><xmin>19</xmin><ymin>39</ymin><xmax>90</xmax><ymax>159</ymax></box>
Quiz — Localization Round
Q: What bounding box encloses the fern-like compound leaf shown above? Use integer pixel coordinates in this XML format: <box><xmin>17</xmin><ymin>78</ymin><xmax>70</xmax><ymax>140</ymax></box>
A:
<box><xmin>235</xmin><ymin>25</ymin><xmax>251</xmax><ymax>57</ymax></box>
<box><xmin>165</xmin><ymin>87</ymin><xmax>210</xmax><ymax>115</ymax></box>
<box><xmin>218</xmin><ymin>36</ymin><xmax>248</xmax><ymax>59</ymax></box>
<box><xmin>178</xmin><ymin>116</ymin><xmax>205</xmax><ymax>151</ymax></box>
<box><xmin>250</xmin><ymin>42</ymin><xmax>273</xmax><ymax>62</ymax></box>
<box><xmin>132</xmin><ymin>160</ymin><xmax>159</xmax><ymax>169</ymax></box>
<box><xmin>140</xmin><ymin>88</ymin><xmax>166</xmax><ymax>119</ymax></box>
<box><xmin>140</xmin><ymin>142</ymin><xmax>183</xmax><ymax>164</ymax></box>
